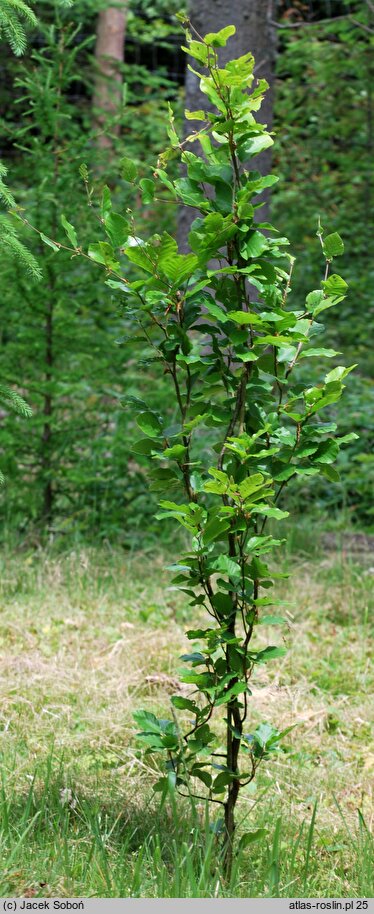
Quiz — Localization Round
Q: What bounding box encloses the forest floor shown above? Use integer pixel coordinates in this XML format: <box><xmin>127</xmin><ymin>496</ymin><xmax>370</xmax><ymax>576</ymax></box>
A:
<box><xmin>0</xmin><ymin>537</ymin><xmax>373</xmax><ymax>898</ymax></box>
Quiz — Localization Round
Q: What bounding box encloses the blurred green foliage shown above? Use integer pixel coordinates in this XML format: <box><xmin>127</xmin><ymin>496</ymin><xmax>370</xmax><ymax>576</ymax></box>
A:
<box><xmin>0</xmin><ymin>0</ymin><xmax>372</xmax><ymax>540</ymax></box>
<box><xmin>273</xmin><ymin>4</ymin><xmax>374</xmax><ymax>527</ymax></box>
<box><xmin>0</xmin><ymin>1</ymin><xmax>178</xmax><ymax>542</ymax></box>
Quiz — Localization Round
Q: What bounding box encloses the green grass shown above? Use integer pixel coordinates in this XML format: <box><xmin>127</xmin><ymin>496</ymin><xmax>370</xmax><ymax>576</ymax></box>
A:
<box><xmin>0</xmin><ymin>540</ymin><xmax>373</xmax><ymax>897</ymax></box>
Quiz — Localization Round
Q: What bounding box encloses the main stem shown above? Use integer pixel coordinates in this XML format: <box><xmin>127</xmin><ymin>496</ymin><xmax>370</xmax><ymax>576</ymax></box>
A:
<box><xmin>223</xmin><ymin>529</ymin><xmax>242</xmax><ymax>879</ymax></box>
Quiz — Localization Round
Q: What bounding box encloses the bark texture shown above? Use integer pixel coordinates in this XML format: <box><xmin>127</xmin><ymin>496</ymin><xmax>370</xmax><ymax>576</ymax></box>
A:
<box><xmin>93</xmin><ymin>3</ymin><xmax>128</xmax><ymax>150</ymax></box>
<box><xmin>178</xmin><ymin>0</ymin><xmax>277</xmax><ymax>250</ymax></box>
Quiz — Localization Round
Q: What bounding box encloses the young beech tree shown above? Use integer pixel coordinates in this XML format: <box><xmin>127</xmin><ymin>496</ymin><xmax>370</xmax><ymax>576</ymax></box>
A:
<box><xmin>21</xmin><ymin>21</ymin><xmax>354</xmax><ymax>875</ymax></box>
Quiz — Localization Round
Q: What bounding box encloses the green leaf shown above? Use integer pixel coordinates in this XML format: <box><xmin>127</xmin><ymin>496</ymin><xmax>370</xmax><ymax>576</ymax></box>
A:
<box><xmin>139</xmin><ymin>178</ymin><xmax>155</xmax><ymax>204</ymax></box>
<box><xmin>163</xmin><ymin>445</ymin><xmax>187</xmax><ymax>460</ymax></box>
<box><xmin>215</xmin><ymin>682</ymin><xmax>246</xmax><ymax>706</ymax></box>
<box><xmin>192</xmin><ymin>767</ymin><xmax>212</xmax><ymax>788</ymax></box>
<box><xmin>161</xmin><ymin>252</ymin><xmax>198</xmax><ymax>285</ymax></box>
<box><xmin>252</xmin><ymin>722</ymin><xmax>278</xmax><ymax>748</ymax></box>
<box><xmin>312</xmin><ymin>297</ymin><xmax>337</xmax><ymax>317</ymax></box>
<box><xmin>337</xmin><ymin>433</ymin><xmax>359</xmax><ymax>444</ymax></box>
<box><xmin>237</xmin><ymin>351</ymin><xmax>259</xmax><ymax>362</ymax></box>
<box><xmin>212</xmin><ymin>555</ymin><xmax>241</xmax><ymax>579</ymax></box>
<box><xmin>61</xmin><ymin>214</ymin><xmax>78</xmax><ymax>248</ymax></box>
<box><xmin>238</xmin><ymin>829</ymin><xmax>267</xmax><ymax>851</ymax></box>
<box><xmin>120</xmin><ymin>156</ymin><xmax>137</xmax><ymax>183</ymax></box>
<box><xmin>132</xmin><ymin>438</ymin><xmax>157</xmax><ymax>456</ymax></box>
<box><xmin>101</xmin><ymin>186</ymin><xmax>112</xmax><ymax>219</ymax></box>
<box><xmin>238</xmin><ymin>135</ymin><xmax>273</xmax><ymax>161</ymax></box>
<box><xmin>238</xmin><ymin>474</ymin><xmax>265</xmax><ymax>499</ymax></box>
<box><xmin>40</xmin><ymin>233</ymin><xmax>60</xmax><ymax>251</ymax></box>
<box><xmin>182</xmin><ymin>40</ymin><xmax>209</xmax><ymax>64</ymax></box>
<box><xmin>313</xmin><ymin>439</ymin><xmax>339</xmax><ymax>465</ymax></box>
<box><xmin>180</xmin><ymin>652</ymin><xmax>206</xmax><ymax>664</ymax></box>
<box><xmin>255</xmin><ymin>646</ymin><xmax>287</xmax><ymax>662</ymax></box>
<box><xmin>124</xmin><ymin>242</ymin><xmax>155</xmax><ymax>274</ymax></box>
<box><xmin>88</xmin><ymin>243</ymin><xmax>119</xmax><ymax>270</ymax></box>
<box><xmin>325</xmin><ymin>365</ymin><xmax>356</xmax><ymax>383</ymax></box>
<box><xmin>204</xmin><ymin>480</ymin><xmax>228</xmax><ymax>494</ymax></box>
<box><xmin>185</xmin><ymin>109</ymin><xmax>206</xmax><ymax>121</ymax></box>
<box><xmin>133</xmin><ymin>710</ymin><xmax>162</xmax><ymax>733</ymax></box>
<box><xmin>322</xmin><ymin>274</ymin><xmax>348</xmax><ymax>300</ymax></box>
<box><xmin>258</xmin><ymin>616</ymin><xmax>287</xmax><ymax>625</ymax></box>
<box><xmin>299</xmin><ymin>348</ymin><xmax>341</xmax><ymax>359</ymax></box>
<box><xmin>322</xmin><ymin>232</ymin><xmax>344</xmax><ymax>259</ymax></box>
<box><xmin>158</xmin><ymin>501</ymin><xmax>187</xmax><ymax>514</ymax></box>
<box><xmin>203</xmin><ymin>515</ymin><xmax>231</xmax><ymax>545</ymax></box>
<box><xmin>104</xmin><ymin>213</ymin><xmax>129</xmax><ymax>248</ymax></box>
<box><xmin>171</xmin><ymin>696</ymin><xmax>199</xmax><ymax>713</ymax></box>
<box><xmin>205</xmin><ymin>25</ymin><xmax>236</xmax><ymax>47</ymax></box>
<box><xmin>227</xmin><ymin>310</ymin><xmax>261</xmax><ymax>325</ymax></box>
<box><xmin>250</xmin><ymin>505</ymin><xmax>289</xmax><ymax>520</ymax></box>
<box><xmin>320</xmin><ymin>465</ymin><xmax>340</xmax><ymax>483</ymax></box>
<box><xmin>212</xmin><ymin>770</ymin><xmax>235</xmax><ymax>793</ymax></box>
<box><xmin>204</xmin><ymin>300</ymin><xmax>229</xmax><ymax>322</ymax></box>
<box><xmin>243</xmin><ymin>230</ymin><xmax>268</xmax><ymax>258</ymax></box>
<box><xmin>306</xmin><ymin>290</ymin><xmax>324</xmax><ymax>311</ymax></box>
<box><xmin>136</xmin><ymin>411</ymin><xmax>163</xmax><ymax>437</ymax></box>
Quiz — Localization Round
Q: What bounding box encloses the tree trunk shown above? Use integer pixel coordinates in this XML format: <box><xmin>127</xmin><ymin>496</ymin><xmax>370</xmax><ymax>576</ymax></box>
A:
<box><xmin>93</xmin><ymin>3</ymin><xmax>128</xmax><ymax>150</ymax></box>
<box><xmin>178</xmin><ymin>0</ymin><xmax>277</xmax><ymax>250</ymax></box>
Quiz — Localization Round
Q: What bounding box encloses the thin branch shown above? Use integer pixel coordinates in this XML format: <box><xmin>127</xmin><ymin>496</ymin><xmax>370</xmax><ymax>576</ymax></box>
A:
<box><xmin>177</xmin><ymin>788</ymin><xmax>224</xmax><ymax>806</ymax></box>
<box><xmin>270</xmin><ymin>14</ymin><xmax>350</xmax><ymax>29</ymax></box>
<box><xmin>351</xmin><ymin>17</ymin><xmax>374</xmax><ymax>34</ymax></box>
<box><xmin>271</xmin><ymin>13</ymin><xmax>374</xmax><ymax>35</ymax></box>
